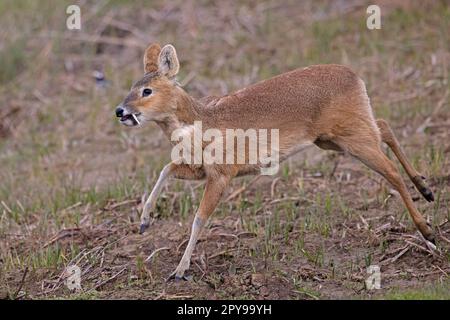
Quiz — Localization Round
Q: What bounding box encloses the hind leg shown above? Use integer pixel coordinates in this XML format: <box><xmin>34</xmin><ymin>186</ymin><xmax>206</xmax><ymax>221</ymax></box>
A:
<box><xmin>169</xmin><ymin>174</ymin><xmax>233</xmax><ymax>280</ymax></box>
<box><xmin>334</xmin><ymin>135</ymin><xmax>434</xmax><ymax>242</ymax></box>
<box><xmin>376</xmin><ymin>119</ymin><xmax>434</xmax><ymax>202</ymax></box>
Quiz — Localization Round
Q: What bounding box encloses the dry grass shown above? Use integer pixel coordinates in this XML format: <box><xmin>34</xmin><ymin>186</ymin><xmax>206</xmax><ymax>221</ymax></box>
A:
<box><xmin>0</xmin><ymin>0</ymin><xmax>449</xmax><ymax>299</ymax></box>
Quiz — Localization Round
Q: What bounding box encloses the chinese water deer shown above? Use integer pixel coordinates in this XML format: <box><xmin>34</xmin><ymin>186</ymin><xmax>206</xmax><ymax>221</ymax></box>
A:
<box><xmin>115</xmin><ymin>43</ymin><xmax>435</xmax><ymax>280</ymax></box>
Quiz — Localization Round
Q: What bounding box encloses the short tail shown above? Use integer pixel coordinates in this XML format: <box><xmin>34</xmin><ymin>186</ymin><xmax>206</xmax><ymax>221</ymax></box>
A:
<box><xmin>376</xmin><ymin>119</ymin><xmax>434</xmax><ymax>202</ymax></box>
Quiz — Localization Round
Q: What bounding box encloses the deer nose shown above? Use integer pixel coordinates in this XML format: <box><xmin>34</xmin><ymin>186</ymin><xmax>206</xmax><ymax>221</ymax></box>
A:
<box><xmin>115</xmin><ymin>106</ymin><xmax>124</xmax><ymax>118</ymax></box>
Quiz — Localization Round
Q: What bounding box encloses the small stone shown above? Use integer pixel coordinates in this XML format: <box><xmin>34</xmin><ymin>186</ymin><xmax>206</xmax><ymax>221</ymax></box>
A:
<box><xmin>228</xmin><ymin>264</ymin><xmax>237</xmax><ymax>276</ymax></box>
<box><xmin>259</xmin><ymin>286</ymin><xmax>270</xmax><ymax>297</ymax></box>
<box><xmin>251</xmin><ymin>273</ymin><xmax>265</xmax><ymax>288</ymax></box>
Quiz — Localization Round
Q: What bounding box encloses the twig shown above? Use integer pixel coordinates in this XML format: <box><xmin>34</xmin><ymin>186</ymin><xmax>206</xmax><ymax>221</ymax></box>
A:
<box><xmin>416</xmin><ymin>231</ymin><xmax>438</xmax><ymax>252</ymax></box>
<box><xmin>438</xmin><ymin>234</ymin><xmax>450</xmax><ymax>245</ymax></box>
<box><xmin>270</xmin><ymin>177</ymin><xmax>280</xmax><ymax>198</ymax></box>
<box><xmin>416</xmin><ymin>89</ymin><xmax>449</xmax><ymax>133</ymax></box>
<box><xmin>1</xmin><ymin>201</ymin><xmax>12</xmax><ymax>214</ymax></box>
<box><xmin>292</xmin><ymin>289</ymin><xmax>319</xmax><ymax>300</ymax></box>
<box><xmin>61</xmin><ymin>202</ymin><xmax>82</xmax><ymax>212</ymax></box>
<box><xmin>225</xmin><ymin>176</ymin><xmax>261</xmax><ymax>202</ymax></box>
<box><xmin>208</xmin><ymin>248</ymin><xmax>239</xmax><ymax>260</ymax></box>
<box><xmin>438</xmin><ymin>219</ymin><xmax>448</xmax><ymax>227</ymax></box>
<box><xmin>433</xmin><ymin>265</ymin><xmax>448</xmax><ymax>277</ymax></box>
<box><xmin>94</xmin><ymin>267</ymin><xmax>127</xmax><ymax>290</ymax></box>
<box><xmin>176</xmin><ymin>238</ymin><xmax>190</xmax><ymax>253</ymax></box>
<box><xmin>145</xmin><ymin>247</ymin><xmax>170</xmax><ymax>262</ymax></box>
<box><xmin>389</xmin><ymin>246</ymin><xmax>410</xmax><ymax>263</ymax></box>
<box><xmin>404</xmin><ymin>240</ymin><xmax>435</xmax><ymax>256</ymax></box>
<box><xmin>236</xmin><ymin>231</ymin><xmax>257</xmax><ymax>238</ymax></box>
<box><xmin>269</xmin><ymin>197</ymin><xmax>301</xmax><ymax>205</ymax></box>
<box><xmin>105</xmin><ymin>199</ymin><xmax>137</xmax><ymax>210</ymax></box>
<box><xmin>13</xmin><ymin>267</ymin><xmax>29</xmax><ymax>299</ymax></box>
<box><xmin>329</xmin><ymin>157</ymin><xmax>340</xmax><ymax>179</ymax></box>
<box><xmin>358</xmin><ymin>214</ymin><xmax>369</xmax><ymax>230</ymax></box>
<box><xmin>216</xmin><ymin>233</ymin><xmax>239</xmax><ymax>240</ymax></box>
<box><xmin>163</xmin><ymin>294</ymin><xmax>194</xmax><ymax>299</ymax></box>
<box><xmin>154</xmin><ymin>290</ymin><xmax>166</xmax><ymax>300</ymax></box>
<box><xmin>43</xmin><ymin>228</ymin><xmax>82</xmax><ymax>248</ymax></box>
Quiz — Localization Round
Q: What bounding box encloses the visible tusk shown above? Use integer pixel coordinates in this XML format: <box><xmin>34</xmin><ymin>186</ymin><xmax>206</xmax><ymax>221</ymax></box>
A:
<box><xmin>132</xmin><ymin>113</ymin><xmax>140</xmax><ymax>125</ymax></box>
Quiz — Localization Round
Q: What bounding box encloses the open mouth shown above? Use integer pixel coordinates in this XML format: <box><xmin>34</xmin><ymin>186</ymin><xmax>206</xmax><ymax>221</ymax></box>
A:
<box><xmin>120</xmin><ymin>113</ymin><xmax>141</xmax><ymax>125</ymax></box>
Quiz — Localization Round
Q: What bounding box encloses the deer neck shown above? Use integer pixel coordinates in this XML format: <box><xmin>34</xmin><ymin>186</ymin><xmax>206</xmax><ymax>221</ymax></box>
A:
<box><xmin>155</xmin><ymin>87</ymin><xmax>201</xmax><ymax>141</ymax></box>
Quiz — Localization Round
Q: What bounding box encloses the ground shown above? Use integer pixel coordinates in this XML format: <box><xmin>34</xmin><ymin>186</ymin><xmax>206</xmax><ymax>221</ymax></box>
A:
<box><xmin>0</xmin><ymin>0</ymin><xmax>449</xmax><ymax>300</ymax></box>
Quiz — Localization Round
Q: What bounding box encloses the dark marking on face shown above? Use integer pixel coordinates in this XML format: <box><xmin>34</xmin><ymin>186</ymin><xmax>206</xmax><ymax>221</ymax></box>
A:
<box><xmin>123</xmin><ymin>90</ymin><xmax>139</xmax><ymax>106</ymax></box>
<box><xmin>132</xmin><ymin>71</ymin><xmax>159</xmax><ymax>89</ymax></box>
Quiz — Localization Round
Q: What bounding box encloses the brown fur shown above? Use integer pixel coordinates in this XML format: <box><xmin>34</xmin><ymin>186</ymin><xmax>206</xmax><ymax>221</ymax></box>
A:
<box><xmin>118</xmin><ymin>43</ymin><xmax>435</xmax><ymax>279</ymax></box>
<box><xmin>143</xmin><ymin>43</ymin><xmax>161</xmax><ymax>73</ymax></box>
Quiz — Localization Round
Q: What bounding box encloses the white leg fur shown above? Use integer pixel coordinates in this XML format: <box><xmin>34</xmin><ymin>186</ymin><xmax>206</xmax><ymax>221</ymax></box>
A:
<box><xmin>169</xmin><ymin>176</ymin><xmax>231</xmax><ymax>280</ymax></box>
<box><xmin>171</xmin><ymin>215</ymin><xmax>205</xmax><ymax>279</ymax></box>
<box><xmin>140</xmin><ymin>163</ymin><xmax>172</xmax><ymax>232</ymax></box>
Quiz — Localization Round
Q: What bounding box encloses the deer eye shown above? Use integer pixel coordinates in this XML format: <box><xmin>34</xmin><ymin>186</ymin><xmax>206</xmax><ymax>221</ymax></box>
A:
<box><xmin>142</xmin><ymin>88</ymin><xmax>152</xmax><ymax>97</ymax></box>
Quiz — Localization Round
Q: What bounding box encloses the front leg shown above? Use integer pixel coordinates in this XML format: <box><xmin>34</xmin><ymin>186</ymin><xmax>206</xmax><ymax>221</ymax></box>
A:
<box><xmin>140</xmin><ymin>163</ymin><xmax>172</xmax><ymax>233</ymax></box>
<box><xmin>140</xmin><ymin>163</ymin><xmax>205</xmax><ymax>234</ymax></box>
<box><xmin>169</xmin><ymin>174</ymin><xmax>232</xmax><ymax>280</ymax></box>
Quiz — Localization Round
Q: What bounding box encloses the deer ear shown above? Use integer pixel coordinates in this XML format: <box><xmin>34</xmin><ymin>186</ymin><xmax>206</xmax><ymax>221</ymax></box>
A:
<box><xmin>158</xmin><ymin>44</ymin><xmax>179</xmax><ymax>78</ymax></box>
<box><xmin>143</xmin><ymin>43</ymin><xmax>161</xmax><ymax>73</ymax></box>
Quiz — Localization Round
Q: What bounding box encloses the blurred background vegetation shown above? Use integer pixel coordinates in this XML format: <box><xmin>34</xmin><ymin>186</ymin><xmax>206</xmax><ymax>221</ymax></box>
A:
<box><xmin>0</xmin><ymin>0</ymin><xmax>449</xmax><ymax>299</ymax></box>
